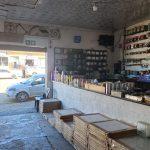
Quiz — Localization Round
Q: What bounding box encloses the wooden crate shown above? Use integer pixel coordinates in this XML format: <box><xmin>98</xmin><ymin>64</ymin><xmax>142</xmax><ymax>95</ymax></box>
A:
<box><xmin>53</xmin><ymin>108</ymin><xmax>83</xmax><ymax>122</ymax></box>
<box><xmin>62</xmin><ymin>121</ymin><xmax>74</xmax><ymax>144</ymax></box>
<box><xmin>54</xmin><ymin>108</ymin><xmax>82</xmax><ymax>133</ymax></box>
<box><xmin>88</xmin><ymin>134</ymin><xmax>108</xmax><ymax>150</ymax></box>
<box><xmin>89</xmin><ymin>120</ymin><xmax>136</xmax><ymax>139</ymax></box>
<box><xmin>73</xmin><ymin>113</ymin><xmax>111</xmax><ymax>150</ymax></box>
<box><xmin>55</xmin><ymin>118</ymin><xmax>63</xmax><ymax>133</ymax></box>
<box><xmin>39</xmin><ymin>99</ymin><xmax>61</xmax><ymax>113</ymax></box>
<box><xmin>89</xmin><ymin>120</ymin><xmax>136</xmax><ymax>150</ymax></box>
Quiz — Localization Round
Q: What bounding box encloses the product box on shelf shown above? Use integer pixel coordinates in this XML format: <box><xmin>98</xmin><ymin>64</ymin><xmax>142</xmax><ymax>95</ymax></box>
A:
<box><xmin>84</xmin><ymin>83</ymin><xmax>106</xmax><ymax>94</ymax></box>
<box><xmin>125</xmin><ymin>94</ymin><xmax>143</xmax><ymax>102</ymax></box>
<box><xmin>111</xmin><ymin>90</ymin><xmax>124</xmax><ymax>98</ymax></box>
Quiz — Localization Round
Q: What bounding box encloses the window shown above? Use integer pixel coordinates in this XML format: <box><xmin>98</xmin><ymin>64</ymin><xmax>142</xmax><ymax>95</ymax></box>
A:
<box><xmin>33</xmin><ymin>77</ymin><xmax>45</xmax><ymax>85</ymax></box>
<box><xmin>25</xmin><ymin>59</ymin><xmax>34</xmax><ymax>66</ymax></box>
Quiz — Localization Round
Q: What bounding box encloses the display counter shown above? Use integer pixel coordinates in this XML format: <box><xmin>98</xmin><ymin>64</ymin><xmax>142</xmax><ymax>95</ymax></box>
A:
<box><xmin>53</xmin><ymin>81</ymin><xmax>150</xmax><ymax>126</ymax></box>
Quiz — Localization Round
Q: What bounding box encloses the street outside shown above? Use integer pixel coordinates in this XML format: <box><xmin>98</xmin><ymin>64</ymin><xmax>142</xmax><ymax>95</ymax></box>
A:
<box><xmin>0</xmin><ymin>78</ymin><xmax>26</xmax><ymax>104</ymax></box>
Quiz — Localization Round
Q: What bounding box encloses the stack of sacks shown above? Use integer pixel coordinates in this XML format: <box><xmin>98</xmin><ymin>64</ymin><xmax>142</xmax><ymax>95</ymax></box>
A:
<box><xmin>53</xmin><ymin>108</ymin><xmax>83</xmax><ymax>133</ymax></box>
<box><xmin>73</xmin><ymin>113</ymin><xmax>111</xmax><ymax>150</ymax></box>
<box><xmin>39</xmin><ymin>99</ymin><xmax>61</xmax><ymax>113</ymax></box>
<box><xmin>88</xmin><ymin>120</ymin><xmax>137</xmax><ymax>150</ymax></box>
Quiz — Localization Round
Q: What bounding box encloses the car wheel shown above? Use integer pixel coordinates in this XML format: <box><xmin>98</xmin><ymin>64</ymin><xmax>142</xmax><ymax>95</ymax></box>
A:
<box><xmin>16</xmin><ymin>92</ymin><xmax>29</xmax><ymax>102</ymax></box>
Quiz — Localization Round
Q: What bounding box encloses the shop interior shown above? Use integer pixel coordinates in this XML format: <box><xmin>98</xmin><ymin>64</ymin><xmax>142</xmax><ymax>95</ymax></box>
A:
<box><xmin>0</xmin><ymin>0</ymin><xmax>149</xmax><ymax>150</ymax></box>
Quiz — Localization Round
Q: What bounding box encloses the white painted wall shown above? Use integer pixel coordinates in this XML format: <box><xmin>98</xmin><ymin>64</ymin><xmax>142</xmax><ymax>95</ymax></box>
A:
<box><xmin>50</xmin><ymin>27</ymin><xmax>113</xmax><ymax>73</ymax></box>
<box><xmin>52</xmin><ymin>28</ymin><xmax>110</xmax><ymax>49</ymax></box>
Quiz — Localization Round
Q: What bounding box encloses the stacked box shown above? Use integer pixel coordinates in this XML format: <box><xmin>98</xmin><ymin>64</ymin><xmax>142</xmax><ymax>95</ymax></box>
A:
<box><xmin>39</xmin><ymin>99</ymin><xmax>61</xmax><ymax>113</ymax></box>
<box><xmin>73</xmin><ymin>113</ymin><xmax>111</xmax><ymax>150</ymax></box>
<box><xmin>53</xmin><ymin>108</ymin><xmax>83</xmax><ymax>133</ymax></box>
<box><xmin>108</xmin><ymin>135</ymin><xmax>150</xmax><ymax>150</ymax></box>
<box><xmin>62</xmin><ymin>121</ymin><xmax>74</xmax><ymax>144</ymax></box>
<box><xmin>88</xmin><ymin>120</ymin><xmax>137</xmax><ymax>150</ymax></box>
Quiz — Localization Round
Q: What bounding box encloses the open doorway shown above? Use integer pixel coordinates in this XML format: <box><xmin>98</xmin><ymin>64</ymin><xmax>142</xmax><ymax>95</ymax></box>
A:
<box><xmin>0</xmin><ymin>49</ymin><xmax>46</xmax><ymax>104</ymax></box>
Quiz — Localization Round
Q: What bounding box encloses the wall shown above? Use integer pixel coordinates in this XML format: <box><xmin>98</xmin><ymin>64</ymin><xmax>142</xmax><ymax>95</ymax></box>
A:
<box><xmin>51</xmin><ymin>27</ymin><xmax>112</xmax><ymax>72</ymax></box>
<box><xmin>53</xmin><ymin>81</ymin><xmax>150</xmax><ymax>126</ymax></box>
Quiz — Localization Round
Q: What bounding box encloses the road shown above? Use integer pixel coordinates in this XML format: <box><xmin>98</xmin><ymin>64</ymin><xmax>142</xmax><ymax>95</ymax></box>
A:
<box><xmin>0</xmin><ymin>78</ymin><xmax>26</xmax><ymax>104</ymax></box>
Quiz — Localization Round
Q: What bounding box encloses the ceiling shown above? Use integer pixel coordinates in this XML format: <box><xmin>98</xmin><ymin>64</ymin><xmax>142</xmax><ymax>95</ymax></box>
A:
<box><xmin>0</xmin><ymin>0</ymin><xmax>149</xmax><ymax>31</ymax></box>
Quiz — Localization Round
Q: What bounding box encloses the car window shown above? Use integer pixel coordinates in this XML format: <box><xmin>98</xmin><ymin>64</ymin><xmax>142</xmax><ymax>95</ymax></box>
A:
<box><xmin>33</xmin><ymin>77</ymin><xmax>45</xmax><ymax>85</ymax></box>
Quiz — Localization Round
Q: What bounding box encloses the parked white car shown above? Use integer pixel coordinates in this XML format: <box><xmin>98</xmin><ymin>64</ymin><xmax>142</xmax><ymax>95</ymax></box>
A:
<box><xmin>6</xmin><ymin>74</ymin><xmax>46</xmax><ymax>101</ymax></box>
<box><xmin>0</xmin><ymin>69</ymin><xmax>13</xmax><ymax>79</ymax></box>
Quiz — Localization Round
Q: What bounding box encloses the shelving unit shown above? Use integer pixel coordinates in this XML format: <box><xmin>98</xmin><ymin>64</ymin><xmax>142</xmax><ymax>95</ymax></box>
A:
<box><xmin>124</xmin><ymin>21</ymin><xmax>150</xmax><ymax>73</ymax></box>
<box><xmin>85</xmin><ymin>49</ymin><xmax>107</xmax><ymax>79</ymax></box>
<box><xmin>54</xmin><ymin>48</ymin><xmax>108</xmax><ymax>79</ymax></box>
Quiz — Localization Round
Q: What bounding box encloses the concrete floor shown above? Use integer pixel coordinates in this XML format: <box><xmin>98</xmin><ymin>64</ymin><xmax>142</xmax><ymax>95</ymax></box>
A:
<box><xmin>0</xmin><ymin>101</ymin><xmax>74</xmax><ymax>150</ymax></box>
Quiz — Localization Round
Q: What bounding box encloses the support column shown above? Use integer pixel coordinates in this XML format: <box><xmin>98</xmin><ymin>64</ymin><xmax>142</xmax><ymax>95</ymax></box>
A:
<box><xmin>46</xmin><ymin>40</ymin><xmax>54</xmax><ymax>98</ymax></box>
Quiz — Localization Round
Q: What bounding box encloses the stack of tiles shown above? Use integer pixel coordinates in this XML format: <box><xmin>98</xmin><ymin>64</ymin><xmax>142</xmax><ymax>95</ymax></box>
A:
<box><xmin>62</xmin><ymin>121</ymin><xmax>74</xmax><ymax>144</ymax></box>
<box><xmin>73</xmin><ymin>113</ymin><xmax>111</xmax><ymax>150</ymax></box>
<box><xmin>39</xmin><ymin>99</ymin><xmax>61</xmax><ymax>113</ymax></box>
<box><xmin>53</xmin><ymin>108</ymin><xmax>83</xmax><ymax>133</ymax></box>
<box><xmin>88</xmin><ymin>120</ymin><xmax>137</xmax><ymax>150</ymax></box>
